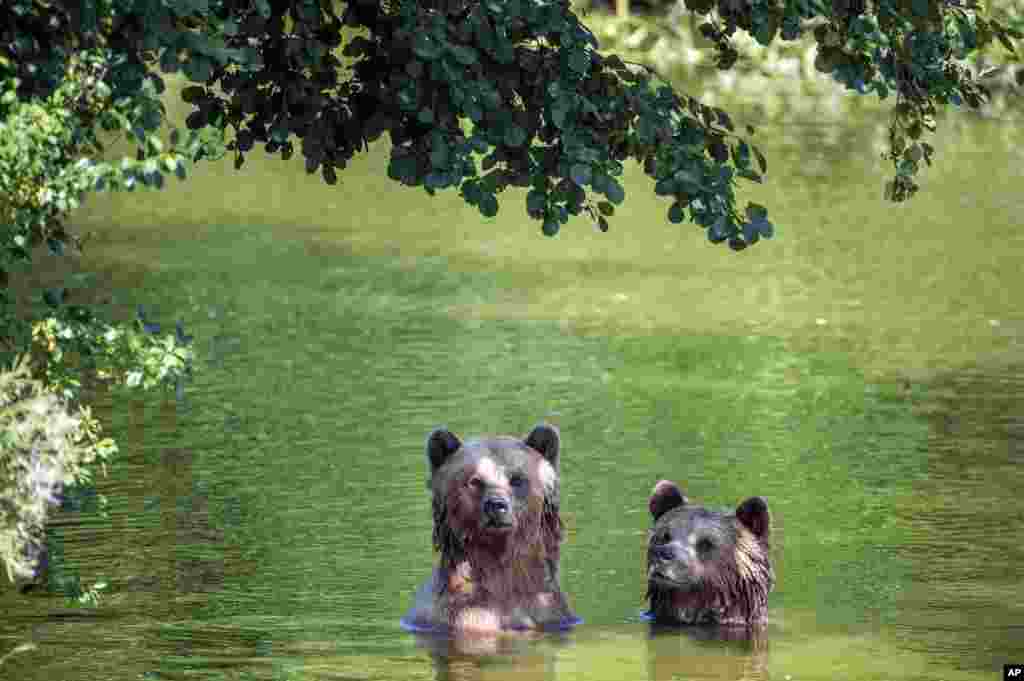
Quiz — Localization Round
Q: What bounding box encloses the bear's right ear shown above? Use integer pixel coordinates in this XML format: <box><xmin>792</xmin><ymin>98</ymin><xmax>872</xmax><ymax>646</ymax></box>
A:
<box><xmin>524</xmin><ymin>423</ymin><xmax>560</xmax><ymax>468</ymax></box>
<box><xmin>649</xmin><ymin>480</ymin><xmax>687</xmax><ymax>520</ymax></box>
<box><xmin>426</xmin><ymin>428</ymin><xmax>462</xmax><ymax>475</ymax></box>
<box><xmin>735</xmin><ymin>496</ymin><xmax>770</xmax><ymax>540</ymax></box>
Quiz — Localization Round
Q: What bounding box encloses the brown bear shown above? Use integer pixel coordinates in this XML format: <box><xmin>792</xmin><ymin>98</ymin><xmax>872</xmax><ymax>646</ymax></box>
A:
<box><xmin>402</xmin><ymin>423</ymin><xmax>579</xmax><ymax>636</ymax></box>
<box><xmin>645</xmin><ymin>479</ymin><xmax>774</xmax><ymax>627</ymax></box>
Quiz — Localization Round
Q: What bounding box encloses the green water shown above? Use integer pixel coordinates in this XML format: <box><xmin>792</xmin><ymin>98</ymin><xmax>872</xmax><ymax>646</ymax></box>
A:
<box><xmin>1</xmin><ymin>88</ymin><xmax>1022</xmax><ymax>680</ymax></box>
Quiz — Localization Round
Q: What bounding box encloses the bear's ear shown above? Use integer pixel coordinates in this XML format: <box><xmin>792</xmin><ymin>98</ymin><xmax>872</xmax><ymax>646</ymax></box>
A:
<box><xmin>649</xmin><ymin>480</ymin><xmax>687</xmax><ymax>520</ymax></box>
<box><xmin>426</xmin><ymin>428</ymin><xmax>462</xmax><ymax>475</ymax></box>
<box><xmin>735</xmin><ymin>496</ymin><xmax>770</xmax><ymax>540</ymax></box>
<box><xmin>524</xmin><ymin>423</ymin><xmax>560</xmax><ymax>468</ymax></box>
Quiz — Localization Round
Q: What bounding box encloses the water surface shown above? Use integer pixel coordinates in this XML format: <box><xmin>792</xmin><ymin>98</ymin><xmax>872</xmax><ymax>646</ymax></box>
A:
<box><xmin>0</xmin><ymin>105</ymin><xmax>1021</xmax><ymax>681</ymax></box>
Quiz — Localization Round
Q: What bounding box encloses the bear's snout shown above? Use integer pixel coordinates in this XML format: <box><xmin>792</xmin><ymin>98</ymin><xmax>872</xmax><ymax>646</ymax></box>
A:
<box><xmin>651</xmin><ymin>543</ymin><xmax>680</xmax><ymax>563</ymax></box>
<box><xmin>482</xmin><ymin>495</ymin><xmax>513</xmax><ymax>527</ymax></box>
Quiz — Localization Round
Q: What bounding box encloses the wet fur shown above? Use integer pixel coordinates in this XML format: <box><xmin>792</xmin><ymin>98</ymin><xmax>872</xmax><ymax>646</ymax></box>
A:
<box><xmin>406</xmin><ymin>424</ymin><xmax>575</xmax><ymax>635</ymax></box>
<box><xmin>645</xmin><ymin>480</ymin><xmax>774</xmax><ymax>627</ymax></box>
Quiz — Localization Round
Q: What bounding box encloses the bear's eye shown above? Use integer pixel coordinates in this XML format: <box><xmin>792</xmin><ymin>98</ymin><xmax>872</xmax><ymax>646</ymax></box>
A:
<box><xmin>654</xmin><ymin>531</ymin><xmax>671</xmax><ymax>545</ymax></box>
<box><xmin>696</xmin><ymin>537</ymin><xmax>715</xmax><ymax>553</ymax></box>
<box><xmin>468</xmin><ymin>476</ymin><xmax>484</xmax><ymax>490</ymax></box>
<box><xmin>509</xmin><ymin>474</ymin><xmax>526</xmax><ymax>489</ymax></box>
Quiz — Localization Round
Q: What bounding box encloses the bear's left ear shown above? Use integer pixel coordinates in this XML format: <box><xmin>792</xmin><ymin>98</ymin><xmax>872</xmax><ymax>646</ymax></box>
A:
<box><xmin>524</xmin><ymin>423</ymin><xmax>560</xmax><ymax>468</ymax></box>
<box><xmin>649</xmin><ymin>480</ymin><xmax>687</xmax><ymax>520</ymax></box>
<box><xmin>735</xmin><ymin>496</ymin><xmax>770</xmax><ymax>540</ymax></box>
<box><xmin>426</xmin><ymin>428</ymin><xmax>462</xmax><ymax>475</ymax></box>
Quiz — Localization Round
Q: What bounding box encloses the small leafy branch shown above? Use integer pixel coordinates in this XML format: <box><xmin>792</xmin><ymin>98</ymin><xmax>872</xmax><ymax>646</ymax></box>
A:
<box><xmin>673</xmin><ymin>0</ymin><xmax>1023</xmax><ymax>200</ymax></box>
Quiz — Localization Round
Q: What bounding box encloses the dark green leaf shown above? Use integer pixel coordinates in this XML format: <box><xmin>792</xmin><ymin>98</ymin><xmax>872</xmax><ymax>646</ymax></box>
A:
<box><xmin>425</xmin><ymin>172</ymin><xmax>445</xmax><ymax>190</ymax></box>
<box><xmin>737</xmin><ymin>169</ymin><xmax>764</xmax><ymax>183</ymax></box>
<box><xmin>668</xmin><ymin>202</ymin><xmax>685</xmax><ymax>224</ymax></box>
<box><xmin>470</xmin><ymin>136</ymin><xmax>489</xmax><ymax>154</ymax></box>
<box><xmin>43</xmin><ymin>288</ymin><xmax>65</xmax><ymax>307</ymax></box>
<box><xmin>527</xmin><ymin>188</ymin><xmax>546</xmax><ymax>213</ymax></box>
<box><xmin>708</xmin><ymin>139</ymin><xmax>729</xmax><ymax>163</ymax></box>
<box><xmin>654</xmin><ymin>178</ymin><xmax>676</xmax><ymax>196</ymax></box>
<box><xmin>570</xmin><ymin>163</ymin><xmax>592</xmax><ymax>186</ymax></box>
<box><xmin>449</xmin><ymin>44</ymin><xmax>479</xmax><ymax>65</ymax></box>
<box><xmin>714</xmin><ymin>108</ymin><xmax>734</xmax><ymax>131</ymax></box>
<box><xmin>746</xmin><ymin>202</ymin><xmax>768</xmax><ymax>222</ymax></box>
<box><xmin>430</xmin><ymin>143</ymin><xmax>449</xmax><ymax>168</ymax></box>
<box><xmin>568</xmin><ymin>48</ymin><xmax>590</xmax><ymax>74</ymax></box>
<box><xmin>181</xmin><ymin>86</ymin><xmax>205</xmax><ymax>103</ymax></box>
<box><xmin>504</xmin><ymin>125</ymin><xmax>527</xmax><ymax>147</ymax></box>
<box><xmin>742</xmin><ymin>222</ymin><xmax>759</xmax><ymax>245</ymax></box>
<box><xmin>160</xmin><ymin>48</ymin><xmax>179</xmax><ymax>73</ymax></box>
<box><xmin>551</xmin><ymin>102</ymin><xmax>569</xmax><ymax>129</ymax></box>
<box><xmin>184</xmin><ymin>56</ymin><xmax>213</xmax><ymax>83</ymax></box>
<box><xmin>597</xmin><ymin>201</ymin><xmax>614</xmax><ymax>216</ymax></box>
<box><xmin>479</xmin><ymin>192</ymin><xmax>499</xmax><ymax>217</ymax></box>
<box><xmin>462</xmin><ymin>181</ymin><xmax>482</xmax><ymax>205</ymax></box>
<box><xmin>413</xmin><ymin>34</ymin><xmax>443</xmax><ymax>60</ymax></box>
<box><xmin>542</xmin><ymin>218</ymin><xmax>560</xmax><ymax>236</ymax></box>
<box><xmin>605</xmin><ymin>178</ymin><xmax>625</xmax><ymax>205</ymax></box>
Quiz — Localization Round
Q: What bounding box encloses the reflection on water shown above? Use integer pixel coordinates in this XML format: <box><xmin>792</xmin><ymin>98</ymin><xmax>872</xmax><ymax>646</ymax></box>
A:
<box><xmin>1</xmin><ymin>118</ymin><xmax>1022</xmax><ymax>680</ymax></box>
<box><xmin>646</xmin><ymin>625</ymin><xmax>769</xmax><ymax>681</ymax></box>
<box><xmin>895</xmin><ymin>366</ymin><xmax>1024</xmax><ymax>674</ymax></box>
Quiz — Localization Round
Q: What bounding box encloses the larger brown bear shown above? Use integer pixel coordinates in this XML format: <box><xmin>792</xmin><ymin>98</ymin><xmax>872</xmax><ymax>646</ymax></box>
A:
<box><xmin>645</xmin><ymin>479</ymin><xmax>774</xmax><ymax>627</ymax></box>
<box><xmin>402</xmin><ymin>423</ymin><xmax>579</xmax><ymax>636</ymax></box>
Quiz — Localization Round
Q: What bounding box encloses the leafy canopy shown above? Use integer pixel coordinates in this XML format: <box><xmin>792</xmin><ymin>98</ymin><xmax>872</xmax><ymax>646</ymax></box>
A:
<box><xmin>4</xmin><ymin>0</ymin><xmax>1021</xmax><ymax>255</ymax></box>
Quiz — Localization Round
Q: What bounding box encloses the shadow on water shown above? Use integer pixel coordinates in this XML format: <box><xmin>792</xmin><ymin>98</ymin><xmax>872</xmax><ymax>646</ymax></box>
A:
<box><xmin>406</xmin><ymin>624</ymin><xmax>770</xmax><ymax>681</ymax></box>
<box><xmin>893</xmin><ymin>364</ymin><xmax>1024</xmax><ymax>674</ymax></box>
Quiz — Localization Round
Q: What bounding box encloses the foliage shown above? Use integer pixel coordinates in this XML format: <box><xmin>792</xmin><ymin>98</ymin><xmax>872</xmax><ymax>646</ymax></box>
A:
<box><xmin>3</xmin><ymin>0</ymin><xmax>1021</xmax><ymax>256</ymax></box>
<box><xmin>30</xmin><ymin>307</ymin><xmax>195</xmax><ymax>402</ymax></box>
<box><xmin>601</xmin><ymin>0</ymin><xmax>1023</xmax><ymax>200</ymax></box>
<box><xmin>0</xmin><ymin>301</ymin><xmax>194</xmax><ymax>585</ymax></box>
<box><xmin>1</xmin><ymin>5</ymin><xmax>200</xmax><ymax>584</ymax></box>
<box><xmin>587</xmin><ymin>0</ymin><xmax>1024</xmax><ymax>137</ymax></box>
<box><xmin>0</xmin><ymin>354</ymin><xmax>114</xmax><ymax>583</ymax></box>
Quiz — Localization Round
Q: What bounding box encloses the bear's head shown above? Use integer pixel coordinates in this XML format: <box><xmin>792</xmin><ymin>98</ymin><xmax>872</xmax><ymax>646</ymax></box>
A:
<box><xmin>646</xmin><ymin>479</ymin><xmax>774</xmax><ymax>626</ymax></box>
<box><xmin>426</xmin><ymin>424</ymin><xmax>562</xmax><ymax>568</ymax></box>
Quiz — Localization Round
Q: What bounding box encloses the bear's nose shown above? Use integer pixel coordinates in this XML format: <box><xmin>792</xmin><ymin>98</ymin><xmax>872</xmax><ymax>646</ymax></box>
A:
<box><xmin>483</xmin><ymin>497</ymin><xmax>510</xmax><ymax>517</ymax></box>
<box><xmin>653</xmin><ymin>544</ymin><xmax>678</xmax><ymax>562</ymax></box>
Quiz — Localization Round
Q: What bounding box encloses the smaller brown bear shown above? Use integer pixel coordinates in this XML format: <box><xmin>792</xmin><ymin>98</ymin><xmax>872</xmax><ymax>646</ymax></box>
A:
<box><xmin>645</xmin><ymin>479</ymin><xmax>774</xmax><ymax>627</ymax></box>
<box><xmin>402</xmin><ymin>423</ymin><xmax>579</xmax><ymax>636</ymax></box>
